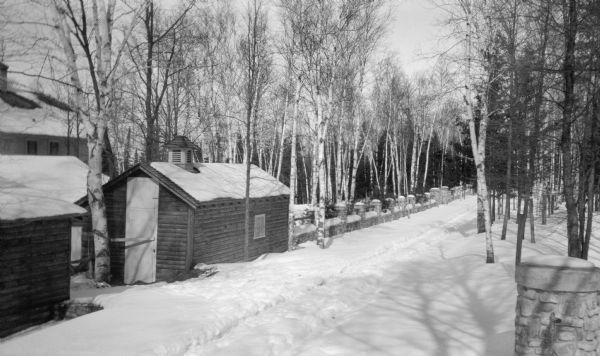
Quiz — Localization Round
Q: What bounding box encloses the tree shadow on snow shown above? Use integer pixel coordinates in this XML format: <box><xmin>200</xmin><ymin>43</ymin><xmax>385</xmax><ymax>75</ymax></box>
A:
<box><xmin>326</xmin><ymin>257</ymin><xmax>514</xmax><ymax>356</ymax></box>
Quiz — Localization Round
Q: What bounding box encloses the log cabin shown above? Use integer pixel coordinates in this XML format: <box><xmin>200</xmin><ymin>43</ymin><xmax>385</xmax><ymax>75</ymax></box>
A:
<box><xmin>0</xmin><ymin>190</ymin><xmax>85</xmax><ymax>338</ymax></box>
<box><xmin>79</xmin><ymin>136</ymin><xmax>290</xmax><ymax>284</ymax></box>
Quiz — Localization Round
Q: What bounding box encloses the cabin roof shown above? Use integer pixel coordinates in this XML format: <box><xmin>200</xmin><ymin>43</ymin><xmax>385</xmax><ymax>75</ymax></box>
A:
<box><xmin>151</xmin><ymin>162</ymin><xmax>290</xmax><ymax>202</ymax></box>
<box><xmin>0</xmin><ymin>189</ymin><xmax>86</xmax><ymax>221</ymax></box>
<box><xmin>0</xmin><ymin>85</ymin><xmax>75</xmax><ymax>137</ymax></box>
<box><xmin>164</xmin><ymin>135</ymin><xmax>200</xmax><ymax>150</ymax></box>
<box><xmin>0</xmin><ymin>155</ymin><xmax>105</xmax><ymax>203</ymax></box>
<box><xmin>84</xmin><ymin>162</ymin><xmax>290</xmax><ymax>208</ymax></box>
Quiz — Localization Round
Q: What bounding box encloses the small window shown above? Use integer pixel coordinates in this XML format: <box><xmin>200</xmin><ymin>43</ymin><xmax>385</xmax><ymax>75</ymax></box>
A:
<box><xmin>171</xmin><ymin>149</ymin><xmax>181</xmax><ymax>163</ymax></box>
<box><xmin>254</xmin><ymin>214</ymin><xmax>266</xmax><ymax>239</ymax></box>
<box><xmin>27</xmin><ymin>140</ymin><xmax>37</xmax><ymax>155</ymax></box>
<box><xmin>49</xmin><ymin>141</ymin><xmax>59</xmax><ymax>155</ymax></box>
<box><xmin>186</xmin><ymin>150</ymin><xmax>192</xmax><ymax>163</ymax></box>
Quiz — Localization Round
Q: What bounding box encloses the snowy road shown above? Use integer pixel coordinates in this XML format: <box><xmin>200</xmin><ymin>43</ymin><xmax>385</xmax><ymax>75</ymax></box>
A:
<box><xmin>186</xmin><ymin>199</ymin><xmax>515</xmax><ymax>356</ymax></box>
<box><xmin>1</xmin><ymin>197</ymin><xmax>538</xmax><ymax>355</ymax></box>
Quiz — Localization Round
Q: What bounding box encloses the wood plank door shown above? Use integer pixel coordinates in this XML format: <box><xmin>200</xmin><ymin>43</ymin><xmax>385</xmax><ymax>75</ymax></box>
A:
<box><xmin>124</xmin><ymin>177</ymin><xmax>159</xmax><ymax>284</ymax></box>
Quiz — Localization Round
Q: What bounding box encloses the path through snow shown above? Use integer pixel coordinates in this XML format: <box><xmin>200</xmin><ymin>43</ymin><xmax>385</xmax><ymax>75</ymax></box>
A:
<box><xmin>185</xmin><ymin>199</ymin><xmax>515</xmax><ymax>356</ymax></box>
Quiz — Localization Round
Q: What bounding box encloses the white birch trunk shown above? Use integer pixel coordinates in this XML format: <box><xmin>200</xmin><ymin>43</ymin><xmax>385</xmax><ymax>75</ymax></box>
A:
<box><xmin>465</xmin><ymin>5</ymin><xmax>494</xmax><ymax>263</ymax></box>
<box><xmin>422</xmin><ymin>122</ymin><xmax>434</xmax><ymax>190</ymax></box>
<box><xmin>276</xmin><ymin>92</ymin><xmax>289</xmax><ymax>181</ymax></box>
<box><xmin>409</xmin><ymin>132</ymin><xmax>418</xmax><ymax>194</ymax></box>
<box><xmin>288</xmin><ymin>80</ymin><xmax>301</xmax><ymax>250</ymax></box>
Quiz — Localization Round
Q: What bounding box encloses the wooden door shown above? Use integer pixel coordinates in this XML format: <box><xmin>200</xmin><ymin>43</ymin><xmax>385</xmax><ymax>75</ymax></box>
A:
<box><xmin>124</xmin><ymin>177</ymin><xmax>158</xmax><ymax>284</ymax></box>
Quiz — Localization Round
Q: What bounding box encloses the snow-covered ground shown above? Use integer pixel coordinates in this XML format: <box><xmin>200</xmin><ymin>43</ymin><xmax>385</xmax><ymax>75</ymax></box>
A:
<box><xmin>1</xmin><ymin>196</ymin><xmax>598</xmax><ymax>356</ymax></box>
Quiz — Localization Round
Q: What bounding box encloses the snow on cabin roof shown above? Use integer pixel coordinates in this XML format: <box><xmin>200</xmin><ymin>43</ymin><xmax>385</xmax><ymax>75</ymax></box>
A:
<box><xmin>0</xmin><ymin>88</ymin><xmax>75</xmax><ymax>137</ymax></box>
<box><xmin>0</xmin><ymin>189</ymin><xmax>86</xmax><ymax>221</ymax></box>
<box><xmin>0</xmin><ymin>155</ymin><xmax>101</xmax><ymax>203</ymax></box>
<box><xmin>150</xmin><ymin>162</ymin><xmax>290</xmax><ymax>202</ymax></box>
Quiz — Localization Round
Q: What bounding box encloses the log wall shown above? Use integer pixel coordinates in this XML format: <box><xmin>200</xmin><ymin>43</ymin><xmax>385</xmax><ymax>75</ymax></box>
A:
<box><xmin>193</xmin><ymin>196</ymin><xmax>289</xmax><ymax>265</ymax></box>
<box><xmin>156</xmin><ymin>186</ymin><xmax>189</xmax><ymax>280</ymax></box>
<box><xmin>0</xmin><ymin>219</ymin><xmax>71</xmax><ymax>337</ymax></box>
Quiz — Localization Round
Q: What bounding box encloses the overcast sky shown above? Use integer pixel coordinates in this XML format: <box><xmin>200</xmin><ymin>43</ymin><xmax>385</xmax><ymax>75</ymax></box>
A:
<box><xmin>380</xmin><ymin>0</ymin><xmax>448</xmax><ymax>74</ymax></box>
<box><xmin>3</xmin><ymin>0</ymin><xmax>450</xmax><ymax>86</ymax></box>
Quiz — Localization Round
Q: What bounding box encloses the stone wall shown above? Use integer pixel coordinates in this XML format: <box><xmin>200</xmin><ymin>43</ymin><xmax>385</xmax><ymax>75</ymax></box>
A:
<box><xmin>515</xmin><ymin>256</ymin><xmax>600</xmax><ymax>356</ymax></box>
<box><xmin>292</xmin><ymin>185</ymin><xmax>467</xmax><ymax>247</ymax></box>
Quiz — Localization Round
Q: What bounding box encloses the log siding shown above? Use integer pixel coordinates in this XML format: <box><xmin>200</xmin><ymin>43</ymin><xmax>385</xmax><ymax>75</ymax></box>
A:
<box><xmin>193</xmin><ymin>196</ymin><xmax>288</xmax><ymax>264</ymax></box>
<box><xmin>156</xmin><ymin>186</ymin><xmax>189</xmax><ymax>280</ymax></box>
<box><xmin>0</xmin><ymin>219</ymin><xmax>71</xmax><ymax>337</ymax></box>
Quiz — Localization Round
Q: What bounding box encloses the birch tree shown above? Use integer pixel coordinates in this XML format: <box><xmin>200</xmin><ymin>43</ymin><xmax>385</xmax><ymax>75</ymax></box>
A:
<box><xmin>53</xmin><ymin>0</ymin><xmax>140</xmax><ymax>282</ymax></box>
<box><xmin>451</xmin><ymin>0</ymin><xmax>495</xmax><ymax>263</ymax></box>
<box><xmin>239</xmin><ymin>0</ymin><xmax>270</xmax><ymax>260</ymax></box>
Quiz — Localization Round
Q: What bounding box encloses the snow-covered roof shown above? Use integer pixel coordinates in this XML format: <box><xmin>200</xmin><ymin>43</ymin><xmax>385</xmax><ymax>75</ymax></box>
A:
<box><xmin>0</xmin><ymin>155</ymin><xmax>97</xmax><ymax>202</ymax></box>
<box><xmin>0</xmin><ymin>88</ymin><xmax>74</xmax><ymax>137</ymax></box>
<box><xmin>0</xmin><ymin>189</ymin><xmax>86</xmax><ymax>221</ymax></box>
<box><xmin>150</xmin><ymin>162</ymin><xmax>290</xmax><ymax>202</ymax></box>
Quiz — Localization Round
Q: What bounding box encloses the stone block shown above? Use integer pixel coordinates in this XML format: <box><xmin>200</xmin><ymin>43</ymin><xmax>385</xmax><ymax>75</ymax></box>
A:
<box><xmin>563</xmin><ymin>316</ymin><xmax>584</xmax><ymax>328</ymax></box>
<box><xmin>578</xmin><ymin>339</ymin><xmax>598</xmax><ymax>352</ymax></box>
<box><xmin>540</xmin><ymin>292</ymin><xmax>559</xmax><ymax>304</ymax></box>
<box><xmin>540</xmin><ymin>302</ymin><xmax>557</xmax><ymax>313</ymax></box>
<box><xmin>522</xmin><ymin>298</ymin><xmax>539</xmax><ymax>317</ymax></box>
<box><xmin>559</xmin><ymin>331</ymin><xmax>576</xmax><ymax>341</ymax></box>
<box><xmin>552</xmin><ymin>342</ymin><xmax>576</xmax><ymax>356</ymax></box>
<box><xmin>587</xmin><ymin>296</ymin><xmax>599</xmax><ymax>310</ymax></box>
<box><xmin>540</xmin><ymin>312</ymin><xmax>551</xmax><ymax>325</ymax></box>
<box><xmin>515</xmin><ymin>344</ymin><xmax>537</xmax><ymax>356</ymax></box>
<box><xmin>559</xmin><ymin>298</ymin><xmax>580</xmax><ymax>316</ymax></box>
<box><xmin>528</xmin><ymin>317</ymin><xmax>542</xmax><ymax>337</ymax></box>
<box><xmin>522</xmin><ymin>288</ymin><xmax>539</xmax><ymax>300</ymax></box>
<box><xmin>584</xmin><ymin>316</ymin><xmax>600</xmax><ymax>331</ymax></box>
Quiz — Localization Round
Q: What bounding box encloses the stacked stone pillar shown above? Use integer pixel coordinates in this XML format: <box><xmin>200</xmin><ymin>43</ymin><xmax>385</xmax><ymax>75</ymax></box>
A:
<box><xmin>354</xmin><ymin>202</ymin><xmax>366</xmax><ymax>228</ymax></box>
<box><xmin>334</xmin><ymin>202</ymin><xmax>347</xmax><ymax>234</ymax></box>
<box><xmin>371</xmin><ymin>199</ymin><xmax>382</xmax><ymax>224</ymax></box>
<box><xmin>398</xmin><ymin>196</ymin><xmax>406</xmax><ymax>217</ymax></box>
<box><xmin>430</xmin><ymin>188</ymin><xmax>440</xmax><ymax>207</ymax></box>
<box><xmin>515</xmin><ymin>256</ymin><xmax>600</xmax><ymax>356</ymax></box>
<box><xmin>386</xmin><ymin>198</ymin><xmax>398</xmax><ymax>220</ymax></box>
<box><xmin>407</xmin><ymin>195</ymin><xmax>415</xmax><ymax>216</ymax></box>
<box><xmin>424</xmin><ymin>192</ymin><xmax>431</xmax><ymax>208</ymax></box>
<box><xmin>441</xmin><ymin>186</ymin><xmax>449</xmax><ymax>204</ymax></box>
